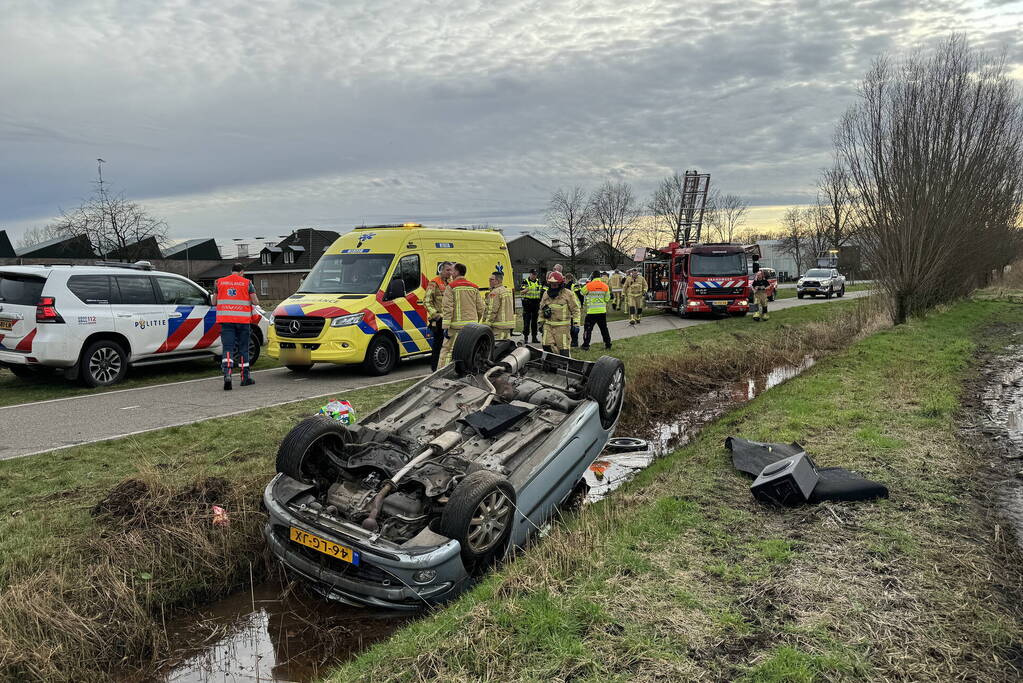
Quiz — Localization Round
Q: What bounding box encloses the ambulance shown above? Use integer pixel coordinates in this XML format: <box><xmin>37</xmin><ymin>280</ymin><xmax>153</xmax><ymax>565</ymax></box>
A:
<box><xmin>268</xmin><ymin>224</ymin><xmax>512</xmax><ymax>375</ymax></box>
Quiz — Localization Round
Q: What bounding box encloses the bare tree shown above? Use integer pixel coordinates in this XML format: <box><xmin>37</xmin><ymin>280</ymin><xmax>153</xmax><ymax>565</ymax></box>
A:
<box><xmin>543</xmin><ymin>187</ymin><xmax>591</xmax><ymax>270</ymax></box>
<box><xmin>15</xmin><ymin>225</ymin><xmax>61</xmax><ymax>250</ymax></box>
<box><xmin>48</xmin><ymin>165</ymin><xmax>168</xmax><ymax>261</ymax></box>
<box><xmin>777</xmin><ymin>207</ymin><xmax>809</xmax><ymax>273</ymax></box>
<box><xmin>705</xmin><ymin>191</ymin><xmax>749</xmax><ymax>243</ymax></box>
<box><xmin>649</xmin><ymin>170</ymin><xmax>703</xmax><ymax>244</ymax></box>
<box><xmin>588</xmin><ymin>181</ymin><xmax>640</xmax><ymax>268</ymax></box>
<box><xmin>836</xmin><ymin>34</ymin><xmax>1023</xmax><ymax>323</ymax></box>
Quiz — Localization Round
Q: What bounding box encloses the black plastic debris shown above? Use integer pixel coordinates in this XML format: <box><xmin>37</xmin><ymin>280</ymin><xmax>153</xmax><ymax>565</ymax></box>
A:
<box><xmin>725</xmin><ymin>436</ymin><xmax>889</xmax><ymax>505</ymax></box>
<box><xmin>459</xmin><ymin>404</ymin><xmax>530</xmax><ymax>438</ymax></box>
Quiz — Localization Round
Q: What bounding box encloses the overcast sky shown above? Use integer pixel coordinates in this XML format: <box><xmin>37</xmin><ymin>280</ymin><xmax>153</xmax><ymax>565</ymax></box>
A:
<box><xmin>2</xmin><ymin>0</ymin><xmax>1021</xmax><ymax>245</ymax></box>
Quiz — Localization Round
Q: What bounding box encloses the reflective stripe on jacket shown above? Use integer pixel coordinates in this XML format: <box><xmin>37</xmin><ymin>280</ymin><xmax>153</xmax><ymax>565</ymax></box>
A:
<box><xmin>623</xmin><ymin>275</ymin><xmax>647</xmax><ymax>297</ymax></box>
<box><xmin>485</xmin><ymin>285</ymin><xmax>516</xmax><ymax>330</ymax></box>
<box><xmin>609</xmin><ymin>273</ymin><xmax>624</xmax><ymax>291</ymax></box>
<box><xmin>539</xmin><ymin>288</ymin><xmax>580</xmax><ymax>326</ymax></box>
<box><xmin>442</xmin><ymin>278</ymin><xmax>485</xmax><ymax>329</ymax></box>
<box><xmin>522</xmin><ymin>279</ymin><xmax>543</xmax><ymax>299</ymax></box>
<box><xmin>425</xmin><ymin>276</ymin><xmax>447</xmax><ymax>321</ymax></box>
<box><xmin>584</xmin><ymin>279</ymin><xmax>611</xmax><ymax>314</ymax></box>
<box><xmin>215</xmin><ymin>274</ymin><xmax>253</xmax><ymax>324</ymax></box>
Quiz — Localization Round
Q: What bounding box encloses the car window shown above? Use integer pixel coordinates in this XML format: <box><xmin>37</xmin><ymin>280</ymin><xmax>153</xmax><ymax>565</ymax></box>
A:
<box><xmin>67</xmin><ymin>275</ymin><xmax>112</xmax><ymax>304</ymax></box>
<box><xmin>113</xmin><ymin>275</ymin><xmax>159</xmax><ymax>305</ymax></box>
<box><xmin>397</xmin><ymin>254</ymin><xmax>421</xmax><ymax>294</ymax></box>
<box><xmin>156</xmin><ymin>276</ymin><xmax>207</xmax><ymax>305</ymax></box>
<box><xmin>0</xmin><ymin>273</ymin><xmax>45</xmax><ymax>305</ymax></box>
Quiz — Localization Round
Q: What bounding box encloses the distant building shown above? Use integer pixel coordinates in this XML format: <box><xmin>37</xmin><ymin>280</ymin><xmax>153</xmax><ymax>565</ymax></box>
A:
<box><xmin>107</xmin><ymin>236</ymin><xmax>162</xmax><ymax>261</ymax></box>
<box><xmin>574</xmin><ymin>242</ymin><xmax>636</xmax><ymax>275</ymax></box>
<box><xmin>755</xmin><ymin>240</ymin><xmax>800</xmax><ymax>280</ymax></box>
<box><xmin>162</xmin><ymin>238</ymin><xmax>222</xmax><ymax>261</ymax></box>
<box><xmin>14</xmin><ymin>234</ymin><xmax>96</xmax><ymax>259</ymax></box>
<box><xmin>244</xmin><ymin>228</ymin><xmax>341</xmax><ymax>301</ymax></box>
<box><xmin>0</xmin><ymin>230</ymin><xmax>15</xmax><ymax>258</ymax></box>
<box><xmin>505</xmin><ymin>234</ymin><xmax>566</xmax><ymax>285</ymax></box>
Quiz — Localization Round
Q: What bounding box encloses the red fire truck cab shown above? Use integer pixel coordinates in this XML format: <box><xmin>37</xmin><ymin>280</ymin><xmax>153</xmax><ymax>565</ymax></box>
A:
<box><xmin>644</xmin><ymin>242</ymin><xmax>760</xmax><ymax>317</ymax></box>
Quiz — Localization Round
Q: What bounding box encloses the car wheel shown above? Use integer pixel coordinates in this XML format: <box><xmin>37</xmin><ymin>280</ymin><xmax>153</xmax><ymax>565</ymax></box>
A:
<box><xmin>797</xmin><ymin>293</ymin><xmax>804</xmax><ymax>299</ymax></box>
<box><xmin>275</xmin><ymin>416</ymin><xmax>352</xmax><ymax>484</ymax></box>
<box><xmin>248</xmin><ymin>328</ymin><xmax>262</xmax><ymax>366</ymax></box>
<box><xmin>825</xmin><ymin>288</ymin><xmax>833</xmax><ymax>299</ymax></box>
<box><xmin>286</xmin><ymin>364</ymin><xmax>314</xmax><ymax>373</ymax></box>
<box><xmin>438</xmin><ymin>470</ymin><xmax>516</xmax><ymax>571</ymax></box>
<box><xmin>586</xmin><ymin>356</ymin><xmax>625</xmax><ymax>430</ymax></box>
<box><xmin>606</xmin><ymin>437</ymin><xmax>649</xmax><ymax>453</ymax></box>
<box><xmin>768</xmin><ymin>294</ymin><xmax>775</xmax><ymax>302</ymax></box>
<box><xmin>362</xmin><ymin>335</ymin><xmax>398</xmax><ymax>376</ymax></box>
<box><xmin>731</xmin><ymin>311</ymin><xmax>747</xmax><ymax>317</ymax></box>
<box><xmin>451</xmin><ymin>323</ymin><xmax>494</xmax><ymax>376</ymax></box>
<box><xmin>838</xmin><ymin>286</ymin><xmax>846</xmax><ymax>297</ymax></box>
<box><xmin>8</xmin><ymin>365</ymin><xmax>41</xmax><ymax>380</ymax></box>
<box><xmin>80</xmin><ymin>340</ymin><xmax>127</xmax><ymax>387</ymax></box>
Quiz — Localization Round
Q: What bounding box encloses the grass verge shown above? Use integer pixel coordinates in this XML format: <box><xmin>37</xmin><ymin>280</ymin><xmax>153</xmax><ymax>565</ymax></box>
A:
<box><xmin>332</xmin><ymin>298</ymin><xmax>1023</xmax><ymax>682</ymax></box>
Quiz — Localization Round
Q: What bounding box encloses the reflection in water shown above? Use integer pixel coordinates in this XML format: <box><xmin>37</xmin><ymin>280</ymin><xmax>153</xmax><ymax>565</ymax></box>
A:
<box><xmin>584</xmin><ymin>356</ymin><xmax>816</xmax><ymax>503</ymax></box>
<box><xmin>154</xmin><ymin>583</ymin><xmax>405</xmax><ymax>683</ymax></box>
<box><xmin>979</xmin><ymin>349</ymin><xmax>1023</xmax><ymax>549</ymax></box>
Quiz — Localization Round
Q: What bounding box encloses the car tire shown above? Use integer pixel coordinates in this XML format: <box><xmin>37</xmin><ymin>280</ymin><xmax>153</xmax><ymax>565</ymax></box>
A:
<box><xmin>586</xmin><ymin>356</ymin><xmax>625</xmax><ymax>429</ymax></box>
<box><xmin>838</xmin><ymin>286</ymin><xmax>846</xmax><ymax>297</ymax></box>
<box><xmin>797</xmin><ymin>293</ymin><xmax>804</xmax><ymax>299</ymax></box>
<box><xmin>362</xmin><ymin>334</ymin><xmax>398</xmax><ymax>376</ymax></box>
<box><xmin>248</xmin><ymin>327</ymin><xmax>262</xmax><ymax>366</ymax></box>
<box><xmin>731</xmin><ymin>311</ymin><xmax>747</xmax><ymax>317</ymax></box>
<box><xmin>825</xmin><ymin>288</ymin><xmax>833</xmax><ymax>299</ymax></box>
<box><xmin>768</xmin><ymin>294</ymin><xmax>775</xmax><ymax>302</ymax></box>
<box><xmin>451</xmin><ymin>323</ymin><xmax>494</xmax><ymax>376</ymax></box>
<box><xmin>286</xmin><ymin>364</ymin><xmax>314</xmax><ymax>373</ymax></box>
<box><xmin>275</xmin><ymin>416</ymin><xmax>352</xmax><ymax>484</ymax></box>
<box><xmin>606</xmin><ymin>436</ymin><xmax>649</xmax><ymax>453</ymax></box>
<box><xmin>438</xmin><ymin>470</ymin><xmax>516</xmax><ymax>571</ymax></box>
<box><xmin>8</xmin><ymin>365</ymin><xmax>41</xmax><ymax>380</ymax></box>
<box><xmin>80</xmin><ymin>339</ymin><xmax>128</xmax><ymax>387</ymax></box>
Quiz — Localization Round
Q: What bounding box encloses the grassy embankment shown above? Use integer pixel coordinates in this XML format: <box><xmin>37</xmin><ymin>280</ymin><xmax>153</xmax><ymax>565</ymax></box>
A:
<box><xmin>0</xmin><ymin>300</ymin><xmax>871</xmax><ymax>681</ymax></box>
<box><xmin>333</xmin><ymin>297</ymin><xmax>1023</xmax><ymax>682</ymax></box>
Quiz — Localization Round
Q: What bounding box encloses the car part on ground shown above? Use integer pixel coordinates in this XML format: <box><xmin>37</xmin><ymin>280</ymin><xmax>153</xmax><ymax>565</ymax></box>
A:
<box><xmin>263</xmin><ymin>323</ymin><xmax>624</xmax><ymax>609</ymax></box>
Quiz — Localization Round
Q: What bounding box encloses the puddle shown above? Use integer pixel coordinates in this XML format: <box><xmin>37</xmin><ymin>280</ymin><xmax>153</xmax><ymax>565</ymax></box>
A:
<box><xmin>584</xmin><ymin>356</ymin><xmax>816</xmax><ymax>502</ymax></box>
<box><xmin>137</xmin><ymin>583</ymin><xmax>406</xmax><ymax>683</ymax></box>
<box><xmin>977</xmin><ymin>347</ymin><xmax>1023</xmax><ymax>548</ymax></box>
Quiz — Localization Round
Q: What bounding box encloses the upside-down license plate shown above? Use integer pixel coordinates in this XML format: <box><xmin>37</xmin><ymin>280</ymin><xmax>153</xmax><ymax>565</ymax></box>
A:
<box><xmin>289</xmin><ymin>527</ymin><xmax>360</xmax><ymax>565</ymax></box>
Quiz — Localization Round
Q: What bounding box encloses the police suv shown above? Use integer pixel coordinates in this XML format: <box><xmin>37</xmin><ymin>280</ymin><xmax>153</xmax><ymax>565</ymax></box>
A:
<box><xmin>0</xmin><ymin>262</ymin><xmax>269</xmax><ymax>387</ymax></box>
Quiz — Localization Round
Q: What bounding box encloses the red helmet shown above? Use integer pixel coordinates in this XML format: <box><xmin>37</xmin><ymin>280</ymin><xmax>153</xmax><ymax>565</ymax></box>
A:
<box><xmin>546</xmin><ymin>271</ymin><xmax>565</xmax><ymax>284</ymax></box>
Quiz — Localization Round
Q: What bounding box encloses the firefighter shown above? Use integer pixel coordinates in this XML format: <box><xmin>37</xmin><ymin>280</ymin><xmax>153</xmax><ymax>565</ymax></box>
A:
<box><xmin>425</xmin><ymin>261</ymin><xmax>454</xmax><ymax>371</ymax></box>
<box><xmin>752</xmin><ymin>269</ymin><xmax>772</xmax><ymax>321</ymax></box>
<box><xmin>520</xmin><ymin>269</ymin><xmax>543</xmax><ymax>343</ymax></box>
<box><xmin>624</xmin><ymin>268</ymin><xmax>648</xmax><ymax>325</ymax></box>
<box><xmin>582</xmin><ymin>270</ymin><xmax>612</xmax><ymax>351</ymax></box>
<box><xmin>440</xmin><ymin>263</ymin><xmax>484</xmax><ymax>366</ymax></box>
<box><xmin>608</xmin><ymin>268</ymin><xmax>624</xmax><ymax>310</ymax></box>
<box><xmin>484</xmin><ymin>270</ymin><xmax>516</xmax><ymax>340</ymax></box>
<box><xmin>211</xmin><ymin>262</ymin><xmax>260</xmax><ymax>390</ymax></box>
<box><xmin>565</xmin><ymin>273</ymin><xmax>581</xmax><ymax>347</ymax></box>
<box><xmin>538</xmin><ymin>271</ymin><xmax>580</xmax><ymax>357</ymax></box>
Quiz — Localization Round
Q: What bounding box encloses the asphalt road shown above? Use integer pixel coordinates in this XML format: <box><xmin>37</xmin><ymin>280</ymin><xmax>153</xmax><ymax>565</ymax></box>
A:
<box><xmin>0</xmin><ymin>290</ymin><xmax>869</xmax><ymax>460</ymax></box>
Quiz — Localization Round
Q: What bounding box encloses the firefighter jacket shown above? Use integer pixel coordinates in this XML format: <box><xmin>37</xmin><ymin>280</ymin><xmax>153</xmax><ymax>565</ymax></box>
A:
<box><xmin>608</xmin><ymin>272</ymin><xmax>624</xmax><ymax>291</ymax></box>
<box><xmin>583</xmin><ymin>279</ymin><xmax>611</xmax><ymax>315</ymax></box>
<box><xmin>521</xmin><ymin>278</ymin><xmax>543</xmax><ymax>300</ymax></box>
<box><xmin>424</xmin><ymin>275</ymin><xmax>448</xmax><ymax>321</ymax></box>
<box><xmin>539</xmin><ymin>287</ymin><xmax>580</xmax><ymax>327</ymax></box>
<box><xmin>214</xmin><ymin>274</ymin><xmax>254</xmax><ymax>324</ymax></box>
<box><xmin>442</xmin><ymin>278</ymin><xmax>485</xmax><ymax>330</ymax></box>
<box><xmin>484</xmin><ymin>284</ymin><xmax>516</xmax><ymax>330</ymax></box>
<box><xmin>752</xmin><ymin>276</ymin><xmax>771</xmax><ymax>292</ymax></box>
<box><xmin>623</xmin><ymin>274</ymin><xmax>648</xmax><ymax>298</ymax></box>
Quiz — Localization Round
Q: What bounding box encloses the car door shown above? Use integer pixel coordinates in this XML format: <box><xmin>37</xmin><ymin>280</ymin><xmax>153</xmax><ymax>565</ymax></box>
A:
<box><xmin>154</xmin><ymin>275</ymin><xmax>218</xmax><ymax>354</ymax></box>
<box><xmin>111</xmin><ymin>275</ymin><xmax>166</xmax><ymax>359</ymax></box>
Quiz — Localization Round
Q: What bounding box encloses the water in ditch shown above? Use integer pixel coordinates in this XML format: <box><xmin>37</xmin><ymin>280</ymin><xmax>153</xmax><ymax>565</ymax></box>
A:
<box><xmin>977</xmin><ymin>346</ymin><xmax>1023</xmax><ymax>549</ymax></box>
<box><xmin>143</xmin><ymin>355</ymin><xmax>816</xmax><ymax>680</ymax></box>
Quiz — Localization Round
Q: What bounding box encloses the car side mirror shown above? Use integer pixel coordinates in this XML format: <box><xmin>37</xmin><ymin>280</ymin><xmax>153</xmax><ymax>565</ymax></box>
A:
<box><xmin>385</xmin><ymin>278</ymin><xmax>406</xmax><ymax>300</ymax></box>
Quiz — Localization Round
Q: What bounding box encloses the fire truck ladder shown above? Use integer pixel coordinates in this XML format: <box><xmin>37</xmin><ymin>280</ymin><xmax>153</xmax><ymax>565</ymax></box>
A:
<box><xmin>680</xmin><ymin>170</ymin><xmax>711</xmax><ymax>243</ymax></box>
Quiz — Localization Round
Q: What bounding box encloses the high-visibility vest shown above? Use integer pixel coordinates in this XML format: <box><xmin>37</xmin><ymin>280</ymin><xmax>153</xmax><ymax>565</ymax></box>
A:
<box><xmin>215</xmin><ymin>274</ymin><xmax>253</xmax><ymax>324</ymax></box>
<box><xmin>523</xmin><ymin>279</ymin><xmax>543</xmax><ymax>299</ymax></box>
<box><xmin>584</xmin><ymin>280</ymin><xmax>611</xmax><ymax>314</ymax></box>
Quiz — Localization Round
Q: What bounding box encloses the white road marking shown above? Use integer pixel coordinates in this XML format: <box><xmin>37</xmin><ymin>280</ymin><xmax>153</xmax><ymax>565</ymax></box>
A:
<box><xmin>120</xmin><ymin>405</ymin><xmax>140</xmax><ymax>410</ymax></box>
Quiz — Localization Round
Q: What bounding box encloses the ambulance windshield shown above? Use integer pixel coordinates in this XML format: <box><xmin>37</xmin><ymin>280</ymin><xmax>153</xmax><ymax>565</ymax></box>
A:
<box><xmin>690</xmin><ymin>252</ymin><xmax>746</xmax><ymax>276</ymax></box>
<box><xmin>299</xmin><ymin>253</ymin><xmax>394</xmax><ymax>294</ymax></box>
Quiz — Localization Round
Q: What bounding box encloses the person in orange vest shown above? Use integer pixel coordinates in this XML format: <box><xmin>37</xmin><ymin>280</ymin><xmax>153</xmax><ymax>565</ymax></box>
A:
<box><xmin>425</xmin><ymin>261</ymin><xmax>454</xmax><ymax>371</ymax></box>
<box><xmin>211</xmin><ymin>263</ymin><xmax>260</xmax><ymax>390</ymax></box>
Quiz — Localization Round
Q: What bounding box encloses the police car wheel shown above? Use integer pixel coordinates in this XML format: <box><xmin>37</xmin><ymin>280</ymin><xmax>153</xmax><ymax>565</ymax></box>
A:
<box><xmin>586</xmin><ymin>356</ymin><xmax>625</xmax><ymax>430</ymax></box>
<box><xmin>275</xmin><ymin>416</ymin><xmax>353</xmax><ymax>484</ymax></box>
<box><xmin>81</xmin><ymin>340</ymin><xmax>127</xmax><ymax>387</ymax></box>
<box><xmin>362</xmin><ymin>335</ymin><xmax>397</xmax><ymax>376</ymax></box>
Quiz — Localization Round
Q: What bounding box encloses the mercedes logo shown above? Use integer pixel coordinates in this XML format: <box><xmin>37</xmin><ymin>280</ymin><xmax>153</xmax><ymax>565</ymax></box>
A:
<box><xmin>288</xmin><ymin>319</ymin><xmax>301</xmax><ymax>335</ymax></box>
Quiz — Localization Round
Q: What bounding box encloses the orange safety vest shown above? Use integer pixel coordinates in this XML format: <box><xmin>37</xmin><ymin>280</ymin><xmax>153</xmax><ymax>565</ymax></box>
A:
<box><xmin>215</xmin><ymin>274</ymin><xmax>253</xmax><ymax>324</ymax></box>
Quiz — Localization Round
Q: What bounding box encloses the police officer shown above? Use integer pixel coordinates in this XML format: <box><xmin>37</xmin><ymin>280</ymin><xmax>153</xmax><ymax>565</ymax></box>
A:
<box><xmin>608</xmin><ymin>268</ymin><xmax>624</xmax><ymax>311</ymax></box>
<box><xmin>425</xmin><ymin>261</ymin><xmax>453</xmax><ymax>371</ymax></box>
<box><xmin>581</xmin><ymin>270</ymin><xmax>612</xmax><ymax>351</ymax></box>
<box><xmin>484</xmin><ymin>270</ymin><xmax>515</xmax><ymax>340</ymax></box>
<box><xmin>752</xmin><ymin>269</ymin><xmax>772</xmax><ymax>321</ymax></box>
<box><xmin>538</xmin><ymin>271</ymin><xmax>580</xmax><ymax>357</ymax></box>
<box><xmin>520</xmin><ymin>269</ymin><xmax>543</xmax><ymax>343</ymax></box>
<box><xmin>211</xmin><ymin>263</ymin><xmax>259</xmax><ymax>390</ymax></box>
<box><xmin>623</xmin><ymin>268</ymin><xmax>648</xmax><ymax>325</ymax></box>
<box><xmin>440</xmin><ymin>263</ymin><xmax>485</xmax><ymax>366</ymax></box>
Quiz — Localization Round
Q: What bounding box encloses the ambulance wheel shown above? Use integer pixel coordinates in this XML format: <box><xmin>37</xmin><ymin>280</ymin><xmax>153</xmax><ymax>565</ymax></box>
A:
<box><xmin>275</xmin><ymin>416</ymin><xmax>352</xmax><ymax>484</ymax></box>
<box><xmin>286</xmin><ymin>364</ymin><xmax>313</xmax><ymax>373</ymax></box>
<box><xmin>362</xmin><ymin>334</ymin><xmax>397</xmax><ymax>376</ymax></box>
<box><xmin>80</xmin><ymin>339</ymin><xmax>127</xmax><ymax>387</ymax></box>
<box><xmin>451</xmin><ymin>323</ymin><xmax>494</xmax><ymax>376</ymax></box>
<box><xmin>586</xmin><ymin>356</ymin><xmax>625</xmax><ymax>429</ymax></box>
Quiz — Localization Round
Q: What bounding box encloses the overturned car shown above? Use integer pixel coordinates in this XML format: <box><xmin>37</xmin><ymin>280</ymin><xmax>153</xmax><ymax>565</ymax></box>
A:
<box><xmin>263</xmin><ymin>324</ymin><xmax>624</xmax><ymax>609</ymax></box>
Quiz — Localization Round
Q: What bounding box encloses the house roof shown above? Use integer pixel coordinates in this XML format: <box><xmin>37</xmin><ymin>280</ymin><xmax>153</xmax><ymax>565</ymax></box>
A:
<box><xmin>0</xmin><ymin>230</ymin><xmax>14</xmax><ymax>258</ymax></box>
<box><xmin>162</xmin><ymin>238</ymin><xmax>221</xmax><ymax>260</ymax></box>
<box><xmin>576</xmin><ymin>242</ymin><xmax>634</xmax><ymax>263</ymax></box>
<box><xmin>246</xmin><ymin>228</ymin><xmax>341</xmax><ymax>272</ymax></box>
<box><xmin>108</xmin><ymin>236</ymin><xmax>162</xmax><ymax>260</ymax></box>
<box><xmin>506</xmin><ymin>234</ymin><xmax>567</xmax><ymax>260</ymax></box>
<box><xmin>15</xmin><ymin>233</ymin><xmax>96</xmax><ymax>258</ymax></box>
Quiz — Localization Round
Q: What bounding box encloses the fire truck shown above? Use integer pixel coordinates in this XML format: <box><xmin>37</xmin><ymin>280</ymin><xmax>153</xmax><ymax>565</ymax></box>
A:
<box><xmin>642</xmin><ymin>242</ymin><xmax>761</xmax><ymax>317</ymax></box>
